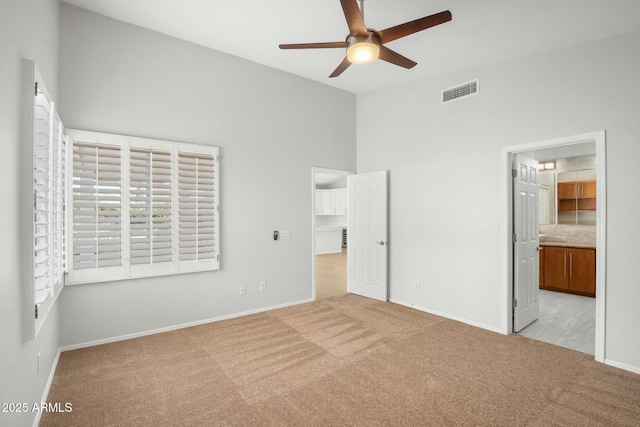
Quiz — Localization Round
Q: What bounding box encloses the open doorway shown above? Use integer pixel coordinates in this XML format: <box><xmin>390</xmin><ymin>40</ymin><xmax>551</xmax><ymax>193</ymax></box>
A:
<box><xmin>515</xmin><ymin>147</ymin><xmax>597</xmax><ymax>354</ymax></box>
<box><xmin>311</xmin><ymin>168</ymin><xmax>353</xmax><ymax>300</ymax></box>
<box><xmin>501</xmin><ymin>131</ymin><xmax>606</xmax><ymax>362</ymax></box>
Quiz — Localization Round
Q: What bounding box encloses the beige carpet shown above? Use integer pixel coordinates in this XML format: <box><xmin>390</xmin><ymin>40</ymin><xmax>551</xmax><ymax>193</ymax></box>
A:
<box><xmin>41</xmin><ymin>294</ymin><xmax>640</xmax><ymax>426</ymax></box>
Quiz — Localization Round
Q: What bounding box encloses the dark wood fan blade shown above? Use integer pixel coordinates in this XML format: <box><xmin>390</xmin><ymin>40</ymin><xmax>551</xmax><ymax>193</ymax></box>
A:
<box><xmin>340</xmin><ymin>0</ymin><xmax>368</xmax><ymax>37</ymax></box>
<box><xmin>378</xmin><ymin>10</ymin><xmax>452</xmax><ymax>44</ymax></box>
<box><xmin>378</xmin><ymin>46</ymin><xmax>417</xmax><ymax>69</ymax></box>
<box><xmin>329</xmin><ymin>57</ymin><xmax>352</xmax><ymax>78</ymax></box>
<box><xmin>279</xmin><ymin>41</ymin><xmax>348</xmax><ymax>49</ymax></box>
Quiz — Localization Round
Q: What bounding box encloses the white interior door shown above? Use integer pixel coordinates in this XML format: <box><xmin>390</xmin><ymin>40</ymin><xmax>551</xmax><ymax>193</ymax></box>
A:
<box><xmin>348</xmin><ymin>170</ymin><xmax>388</xmax><ymax>301</ymax></box>
<box><xmin>513</xmin><ymin>155</ymin><xmax>540</xmax><ymax>332</ymax></box>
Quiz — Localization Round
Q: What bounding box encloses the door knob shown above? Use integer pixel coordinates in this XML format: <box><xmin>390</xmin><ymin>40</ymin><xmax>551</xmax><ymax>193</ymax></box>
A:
<box><xmin>375</xmin><ymin>241</ymin><xmax>386</xmax><ymax>246</ymax></box>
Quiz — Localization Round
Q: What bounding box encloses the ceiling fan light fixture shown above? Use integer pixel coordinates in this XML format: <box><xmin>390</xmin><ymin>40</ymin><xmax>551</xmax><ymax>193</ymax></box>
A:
<box><xmin>347</xmin><ymin>41</ymin><xmax>380</xmax><ymax>64</ymax></box>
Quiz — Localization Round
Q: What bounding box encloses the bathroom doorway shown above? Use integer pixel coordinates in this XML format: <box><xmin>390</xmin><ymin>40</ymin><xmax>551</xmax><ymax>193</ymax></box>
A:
<box><xmin>502</xmin><ymin>131</ymin><xmax>606</xmax><ymax>362</ymax></box>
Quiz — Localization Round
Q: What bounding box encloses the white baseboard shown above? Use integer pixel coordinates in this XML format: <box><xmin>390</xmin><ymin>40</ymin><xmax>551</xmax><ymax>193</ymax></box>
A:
<box><xmin>60</xmin><ymin>298</ymin><xmax>315</xmax><ymax>352</ymax></box>
<box><xmin>32</xmin><ymin>347</ymin><xmax>62</xmax><ymax>427</ymax></box>
<box><xmin>604</xmin><ymin>358</ymin><xmax>640</xmax><ymax>375</ymax></box>
<box><xmin>390</xmin><ymin>298</ymin><xmax>504</xmax><ymax>335</ymax></box>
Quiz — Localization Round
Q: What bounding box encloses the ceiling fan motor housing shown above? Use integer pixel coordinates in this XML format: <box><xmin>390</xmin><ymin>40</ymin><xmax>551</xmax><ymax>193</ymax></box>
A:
<box><xmin>346</xmin><ymin>30</ymin><xmax>381</xmax><ymax>64</ymax></box>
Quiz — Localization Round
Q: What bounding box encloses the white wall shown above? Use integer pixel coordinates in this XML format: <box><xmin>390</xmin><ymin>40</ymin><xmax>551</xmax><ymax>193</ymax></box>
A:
<box><xmin>0</xmin><ymin>1</ymin><xmax>61</xmax><ymax>426</ymax></box>
<box><xmin>357</xmin><ymin>31</ymin><xmax>640</xmax><ymax>371</ymax></box>
<box><xmin>58</xmin><ymin>5</ymin><xmax>356</xmax><ymax>347</ymax></box>
<box><xmin>538</xmin><ymin>171</ymin><xmax>555</xmax><ymax>225</ymax></box>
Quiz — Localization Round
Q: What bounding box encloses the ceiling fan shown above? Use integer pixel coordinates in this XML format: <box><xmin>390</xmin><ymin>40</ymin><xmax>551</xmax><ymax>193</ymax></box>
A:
<box><xmin>279</xmin><ymin>0</ymin><xmax>452</xmax><ymax>78</ymax></box>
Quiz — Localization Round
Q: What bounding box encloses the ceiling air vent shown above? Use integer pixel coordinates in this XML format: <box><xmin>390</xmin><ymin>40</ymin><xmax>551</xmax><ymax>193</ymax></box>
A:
<box><xmin>442</xmin><ymin>79</ymin><xmax>479</xmax><ymax>104</ymax></box>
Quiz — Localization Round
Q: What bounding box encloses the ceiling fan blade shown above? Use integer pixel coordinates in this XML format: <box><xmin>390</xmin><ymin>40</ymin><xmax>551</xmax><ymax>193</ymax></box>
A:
<box><xmin>279</xmin><ymin>41</ymin><xmax>348</xmax><ymax>49</ymax></box>
<box><xmin>340</xmin><ymin>0</ymin><xmax>368</xmax><ymax>37</ymax></box>
<box><xmin>378</xmin><ymin>46</ymin><xmax>417</xmax><ymax>69</ymax></box>
<box><xmin>378</xmin><ymin>10</ymin><xmax>452</xmax><ymax>44</ymax></box>
<box><xmin>329</xmin><ymin>57</ymin><xmax>352</xmax><ymax>78</ymax></box>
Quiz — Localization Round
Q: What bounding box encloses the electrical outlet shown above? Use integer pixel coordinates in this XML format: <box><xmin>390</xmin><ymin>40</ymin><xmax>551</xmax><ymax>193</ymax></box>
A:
<box><xmin>239</xmin><ymin>285</ymin><xmax>246</xmax><ymax>295</ymax></box>
<box><xmin>260</xmin><ymin>281</ymin><xmax>267</xmax><ymax>292</ymax></box>
<box><xmin>414</xmin><ymin>280</ymin><xmax>420</xmax><ymax>289</ymax></box>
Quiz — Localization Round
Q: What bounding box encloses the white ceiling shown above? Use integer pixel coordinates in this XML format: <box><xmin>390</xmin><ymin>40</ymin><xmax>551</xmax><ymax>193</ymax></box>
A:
<box><xmin>61</xmin><ymin>0</ymin><xmax>640</xmax><ymax>94</ymax></box>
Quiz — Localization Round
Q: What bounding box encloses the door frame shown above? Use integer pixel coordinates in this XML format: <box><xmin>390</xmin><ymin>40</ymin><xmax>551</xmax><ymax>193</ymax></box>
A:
<box><xmin>500</xmin><ymin>131</ymin><xmax>606</xmax><ymax>362</ymax></box>
<box><xmin>311</xmin><ymin>167</ymin><xmax>354</xmax><ymax>300</ymax></box>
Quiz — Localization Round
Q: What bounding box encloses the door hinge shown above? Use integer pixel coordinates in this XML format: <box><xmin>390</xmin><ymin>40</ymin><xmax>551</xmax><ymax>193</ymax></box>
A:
<box><xmin>512</xmin><ymin>233</ymin><xmax>517</xmax><ymax>243</ymax></box>
<box><xmin>35</xmin><ymin>304</ymin><xmax>39</xmax><ymax>319</ymax></box>
<box><xmin>511</xmin><ymin>169</ymin><xmax>517</xmax><ymax>178</ymax></box>
<box><xmin>34</xmin><ymin>82</ymin><xmax>38</xmax><ymax>96</ymax></box>
<box><xmin>513</xmin><ymin>298</ymin><xmax>518</xmax><ymax>308</ymax></box>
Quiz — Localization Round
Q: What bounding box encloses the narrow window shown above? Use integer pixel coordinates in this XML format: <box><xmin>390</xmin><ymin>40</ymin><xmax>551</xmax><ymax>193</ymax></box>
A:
<box><xmin>24</xmin><ymin>60</ymin><xmax>66</xmax><ymax>337</ymax></box>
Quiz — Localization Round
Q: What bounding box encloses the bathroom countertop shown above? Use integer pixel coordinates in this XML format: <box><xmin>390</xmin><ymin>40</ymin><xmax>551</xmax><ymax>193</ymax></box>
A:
<box><xmin>539</xmin><ymin>224</ymin><xmax>596</xmax><ymax>249</ymax></box>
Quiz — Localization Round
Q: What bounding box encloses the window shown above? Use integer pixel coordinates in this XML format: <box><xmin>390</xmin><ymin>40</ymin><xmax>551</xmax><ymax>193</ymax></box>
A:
<box><xmin>66</xmin><ymin>130</ymin><xmax>220</xmax><ymax>284</ymax></box>
<box><xmin>23</xmin><ymin>60</ymin><xmax>66</xmax><ymax>338</ymax></box>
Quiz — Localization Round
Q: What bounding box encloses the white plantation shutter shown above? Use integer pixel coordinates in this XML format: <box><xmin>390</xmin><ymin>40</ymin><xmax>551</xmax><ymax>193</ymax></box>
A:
<box><xmin>23</xmin><ymin>60</ymin><xmax>66</xmax><ymax>338</ymax></box>
<box><xmin>130</xmin><ymin>147</ymin><xmax>172</xmax><ymax>266</ymax></box>
<box><xmin>33</xmin><ymin>89</ymin><xmax>53</xmax><ymax>304</ymax></box>
<box><xmin>72</xmin><ymin>142</ymin><xmax>122</xmax><ymax>271</ymax></box>
<box><xmin>66</xmin><ymin>130</ymin><xmax>219</xmax><ymax>284</ymax></box>
<box><xmin>178</xmin><ymin>152</ymin><xmax>218</xmax><ymax>263</ymax></box>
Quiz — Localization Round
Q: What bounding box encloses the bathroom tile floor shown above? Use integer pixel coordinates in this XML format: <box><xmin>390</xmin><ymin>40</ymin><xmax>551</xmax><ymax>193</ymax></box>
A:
<box><xmin>518</xmin><ymin>289</ymin><xmax>596</xmax><ymax>355</ymax></box>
